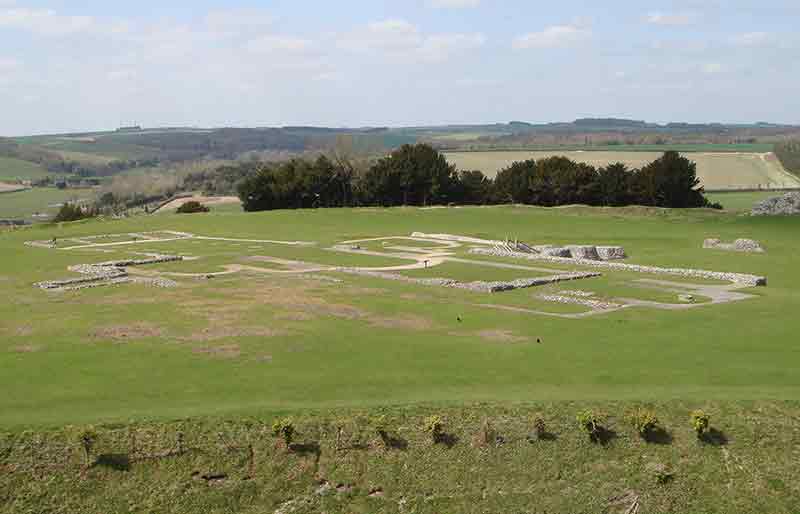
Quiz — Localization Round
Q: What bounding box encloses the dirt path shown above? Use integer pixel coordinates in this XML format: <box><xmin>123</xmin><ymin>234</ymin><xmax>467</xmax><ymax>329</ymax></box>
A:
<box><xmin>57</xmin><ymin>232</ymin><xmax>314</xmax><ymax>251</ymax></box>
<box><xmin>153</xmin><ymin>195</ymin><xmax>241</xmax><ymax>213</ymax></box>
<box><xmin>0</xmin><ymin>182</ymin><xmax>27</xmax><ymax>193</ymax></box>
<box><xmin>477</xmin><ymin>278</ymin><xmax>756</xmax><ymax>319</ymax></box>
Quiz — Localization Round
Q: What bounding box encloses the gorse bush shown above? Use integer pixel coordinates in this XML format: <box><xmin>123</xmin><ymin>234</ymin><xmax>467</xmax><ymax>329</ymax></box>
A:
<box><xmin>53</xmin><ymin>203</ymin><xmax>95</xmax><ymax>223</ymax></box>
<box><xmin>422</xmin><ymin>415</ymin><xmax>445</xmax><ymax>443</ymax></box>
<box><xmin>75</xmin><ymin>426</ymin><xmax>98</xmax><ymax>467</ymax></box>
<box><xmin>690</xmin><ymin>410</ymin><xmax>710</xmax><ymax>437</ymax></box>
<box><xmin>271</xmin><ymin>418</ymin><xmax>295</xmax><ymax>446</ymax></box>
<box><xmin>576</xmin><ymin>410</ymin><xmax>604</xmax><ymax>441</ymax></box>
<box><xmin>479</xmin><ymin>419</ymin><xmax>497</xmax><ymax>447</ymax></box>
<box><xmin>371</xmin><ymin>414</ymin><xmax>390</xmax><ymax>446</ymax></box>
<box><xmin>176</xmin><ymin>200</ymin><xmax>210</xmax><ymax>214</ymax></box>
<box><xmin>627</xmin><ymin>408</ymin><xmax>660</xmax><ymax>438</ymax></box>
<box><xmin>529</xmin><ymin>416</ymin><xmax>547</xmax><ymax>442</ymax></box>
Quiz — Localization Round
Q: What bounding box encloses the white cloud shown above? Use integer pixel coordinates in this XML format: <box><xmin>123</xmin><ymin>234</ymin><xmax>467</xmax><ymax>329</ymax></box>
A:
<box><xmin>0</xmin><ymin>7</ymin><xmax>95</xmax><ymax>36</ymax></box>
<box><xmin>106</xmin><ymin>69</ymin><xmax>137</xmax><ymax>82</ymax></box>
<box><xmin>703</xmin><ymin>63</ymin><xmax>724</xmax><ymax>74</ymax></box>
<box><xmin>419</xmin><ymin>33</ymin><xmax>485</xmax><ymax>61</ymax></box>
<box><xmin>427</xmin><ymin>0</ymin><xmax>480</xmax><ymax>8</ymax></box>
<box><xmin>313</xmin><ymin>71</ymin><xmax>344</xmax><ymax>82</ymax></box>
<box><xmin>246</xmin><ymin>35</ymin><xmax>314</xmax><ymax>53</ymax></box>
<box><xmin>645</xmin><ymin>12</ymin><xmax>697</xmax><ymax>26</ymax></box>
<box><xmin>204</xmin><ymin>8</ymin><xmax>273</xmax><ymax>32</ymax></box>
<box><xmin>732</xmin><ymin>32</ymin><xmax>771</xmax><ymax>47</ymax></box>
<box><xmin>0</xmin><ymin>57</ymin><xmax>19</xmax><ymax>71</ymax></box>
<box><xmin>337</xmin><ymin>19</ymin><xmax>483</xmax><ymax>61</ymax></box>
<box><xmin>513</xmin><ymin>25</ymin><xmax>590</xmax><ymax>50</ymax></box>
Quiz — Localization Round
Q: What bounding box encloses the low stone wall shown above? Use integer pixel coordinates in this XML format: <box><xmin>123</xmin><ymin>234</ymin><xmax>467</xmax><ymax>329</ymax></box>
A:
<box><xmin>703</xmin><ymin>238</ymin><xmax>764</xmax><ymax>253</ymax></box>
<box><xmin>497</xmin><ymin>243</ymin><xmax>625</xmax><ymax>261</ymax></box>
<box><xmin>597</xmin><ymin>246</ymin><xmax>627</xmax><ymax>260</ymax></box>
<box><xmin>470</xmin><ymin>247</ymin><xmax>767</xmax><ymax>287</ymax></box>
<box><xmin>35</xmin><ymin>255</ymin><xmax>182</xmax><ymax>290</ymax></box>
<box><xmin>337</xmin><ymin>267</ymin><xmax>600</xmax><ymax>293</ymax></box>
<box><xmin>752</xmin><ymin>192</ymin><xmax>800</xmax><ymax>216</ymax></box>
<box><xmin>457</xmin><ymin>273</ymin><xmax>602</xmax><ymax>293</ymax></box>
<box><xmin>538</xmin><ymin>294</ymin><xmax>622</xmax><ymax>310</ymax></box>
<box><xmin>567</xmin><ymin>245</ymin><xmax>600</xmax><ymax>260</ymax></box>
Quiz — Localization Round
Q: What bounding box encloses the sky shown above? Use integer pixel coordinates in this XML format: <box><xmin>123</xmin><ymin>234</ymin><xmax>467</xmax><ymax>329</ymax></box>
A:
<box><xmin>1</xmin><ymin>0</ymin><xmax>799</xmax><ymax>135</ymax></box>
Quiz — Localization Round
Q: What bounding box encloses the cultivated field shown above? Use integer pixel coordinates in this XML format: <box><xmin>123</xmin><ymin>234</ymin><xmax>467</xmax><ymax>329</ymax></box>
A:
<box><xmin>2</xmin><ymin>205</ymin><xmax>800</xmax><ymax>512</ymax></box>
<box><xmin>0</xmin><ymin>156</ymin><xmax>49</xmax><ymax>181</ymax></box>
<box><xmin>445</xmin><ymin>150</ymin><xmax>800</xmax><ymax>190</ymax></box>
<box><xmin>0</xmin><ymin>187</ymin><xmax>95</xmax><ymax>221</ymax></box>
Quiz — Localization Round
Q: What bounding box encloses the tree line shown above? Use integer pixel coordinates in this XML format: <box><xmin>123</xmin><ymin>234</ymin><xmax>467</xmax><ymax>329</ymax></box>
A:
<box><xmin>775</xmin><ymin>140</ymin><xmax>800</xmax><ymax>176</ymax></box>
<box><xmin>234</xmin><ymin>144</ymin><xmax>716</xmax><ymax>211</ymax></box>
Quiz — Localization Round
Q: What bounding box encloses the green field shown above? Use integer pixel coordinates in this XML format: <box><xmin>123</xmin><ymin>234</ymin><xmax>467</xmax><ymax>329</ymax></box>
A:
<box><xmin>1</xmin><ymin>204</ymin><xmax>797</xmax><ymax>428</ymax></box>
<box><xmin>0</xmin><ymin>156</ymin><xmax>49</xmax><ymax>181</ymax></box>
<box><xmin>17</xmin><ymin>133</ymin><xmax>163</xmax><ymax>162</ymax></box>
<box><xmin>0</xmin><ymin>187</ymin><xmax>96</xmax><ymax>221</ymax></box>
<box><xmin>445</xmin><ymin>150</ymin><xmax>800</xmax><ymax>190</ymax></box>
<box><xmin>706</xmin><ymin>191</ymin><xmax>782</xmax><ymax>212</ymax></box>
<box><xmin>2</xmin><ymin>205</ymin><xmax>800</xmax><ymax>512</ymax></box>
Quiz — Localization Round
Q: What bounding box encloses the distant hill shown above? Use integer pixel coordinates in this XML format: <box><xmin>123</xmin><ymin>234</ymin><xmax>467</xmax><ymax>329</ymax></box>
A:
<box><xmin>6</xmin><ymin>120</ymin><xmax>800</xmax><ymax>175</ymax></box>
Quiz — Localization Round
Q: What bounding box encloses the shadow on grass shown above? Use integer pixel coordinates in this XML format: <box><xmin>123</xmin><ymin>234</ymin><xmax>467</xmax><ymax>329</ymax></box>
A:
<box><xmin>700</xmin><ymin>428</ymin><xmax>728</xmax><ymax>446</ymax></box>
<box><xmin>643</xmin><ymin>427</ymin><xmax>674</xmax><ymax>445</ymax></box>
<box><xmin>289</xmin><ymin>441</ymin><xmax>322</xmax><ymax>458</ymax></box>
<box><xmin>435</xmin><ymin>432</ymin><xmax>459</xmax><ymax>448</ymax></box>
<box><xmin>379</xmin><ymin>431</ymin><xmax>408</xmax><ymax>451</ymax></box>
<box><xmin>527</xmin><ymin>431</ymin><xmax>558</xmax><ymax>443</ymax></box>
<box><xmin>93</xmin><ymin>453</ymin><xmax>131</xmax><ymax>472</ymax></box>
<box><xmin>590</xmin><ymin>427</ymin><xmax>618</xmax><ymax>446</ymax></box>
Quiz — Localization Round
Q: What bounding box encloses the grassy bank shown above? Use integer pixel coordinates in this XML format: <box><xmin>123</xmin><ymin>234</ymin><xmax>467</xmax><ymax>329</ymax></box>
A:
<box><xmin>2</xmin><ymin>402</ymin><xmax>798</xmax><ymax>513</ymax></box>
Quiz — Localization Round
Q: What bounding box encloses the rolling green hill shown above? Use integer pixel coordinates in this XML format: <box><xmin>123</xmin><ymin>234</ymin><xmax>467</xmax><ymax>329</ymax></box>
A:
<box><xmin>0</xmin><ymin>156</ymin><xmax>49</xmax><ymax>181</ymax></box>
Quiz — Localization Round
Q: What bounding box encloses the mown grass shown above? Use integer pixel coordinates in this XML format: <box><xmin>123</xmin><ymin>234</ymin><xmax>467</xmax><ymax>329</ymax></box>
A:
<box><xmin>706</xmin><ymin>191</ymin><xmax>781</xmax><ymax>212</ymax></box>
<box><xmin>2</xmin><ymin>205</ymin><xmax>800</xmax><ymax>512</ymax></box>
<box><xmin>1</xmin><ymin>205</ymin><xmax>798</xmax><ymax>432</ymax></box>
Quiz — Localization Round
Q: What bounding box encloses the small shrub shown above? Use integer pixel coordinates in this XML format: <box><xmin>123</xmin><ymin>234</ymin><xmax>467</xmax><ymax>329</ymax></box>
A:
<box><xmin>647</xmin><ymin>462</ymin><xmax>674</xmax><ymax>485</ymax></box>
<box><xmin>371</xmin><ymin>414</ymin><xmax>390</xmax><ymax>446</ymax></box>
<box><xmin>654</xmin><ymin>466</ymin><xmax>674</xmax><ymax>485</ymax></box>
<box><xmin>690</xmin><ymin>410</ymin><xmax>710</xmax><ymax>437</ymax></box>
<box><xmin>75</xmin><ymin>426</ymin><xmax>98</xmax><ymax>467</ymax></box>
<box><xmin>628</xmin><ymin>408</ymin><xmax>660</xmax><ymax>438</ymax></box>
<box><xmin>576</xmin><ymin>410</ymin><xmax>605</xmax><ymax>441</ymax></box>
<box><xmin>271</xmin><ymin>418</ymin><xmax>295</xmax><ymax>446</ymax></box>
<box><xmin>479</xmin><ymin>418</ymin><xmax>496</xmax><ymax>446</ymax></box>
<box><xmin>533</xmin><ymin>416</ymin><xmax>547</xmax><ymax>440</ymax></box>
<box><xmin>53</xmin><ymin>203</ymin><xmax>95</xmax><ymax>223</ymax></box>
<box><xmin>176</xmin><ymin>201</ymin><xmax>210</xmax><ymax>214</ymax></box>
<box><xmin>422</xmin><ymin>415</ymin><xmax>445</xmax><ymax>443</ymax></box>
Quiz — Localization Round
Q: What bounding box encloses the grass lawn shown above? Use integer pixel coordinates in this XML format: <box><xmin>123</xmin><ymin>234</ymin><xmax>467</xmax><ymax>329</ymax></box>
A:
<box><xmin>706</xmin><ymin>190</ymin><xmax>782</xmax><ymax>212</ymax></box>
<box><xmin>3</xmin><ymin>204</ymin><xmax>800</xmax><ymax>513</ymax></box>
<box><xmin>1</xmin><ymin>205</ymin><xmax>798</xmax><ymax>430</ymax></box>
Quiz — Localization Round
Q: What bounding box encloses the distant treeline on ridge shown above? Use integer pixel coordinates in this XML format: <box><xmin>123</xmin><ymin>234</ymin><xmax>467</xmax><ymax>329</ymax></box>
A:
<box><xmin>230</xmin><ymin>144</ymin><xmax>717</xmax><ymax>211</ymax></box>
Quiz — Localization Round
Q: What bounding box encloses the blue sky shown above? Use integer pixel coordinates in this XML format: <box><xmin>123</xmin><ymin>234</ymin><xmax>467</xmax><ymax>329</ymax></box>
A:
<box><xmin>1</xmin><ymin>0</ymin><xmax>798</xmax><ymax>135</ymax></box>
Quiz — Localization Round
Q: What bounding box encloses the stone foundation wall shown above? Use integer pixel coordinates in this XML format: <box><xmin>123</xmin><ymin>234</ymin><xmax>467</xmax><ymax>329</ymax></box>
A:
<box><xmin>470</xmin><ymin>247</ymin><xmax>767</xmax><ymax>287</ymax></box>
<box><xmin>35</xmin><ymin>255</ymin><xmax>182</xmax><ymax>290</ymax></box>
<box><xmin>752</xmin><ymin>192</ymin><xmax>800</xmax><ymax>216</ymax></box>
<box><xmin>337</xmin><ymin>268</ymin><xmax>600</xmax><ymax>293</ymax></box>
<box><xmin>703</xmin><ymin>238</ymin><xmax>764</xmax><ymax>253</ymax></box>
